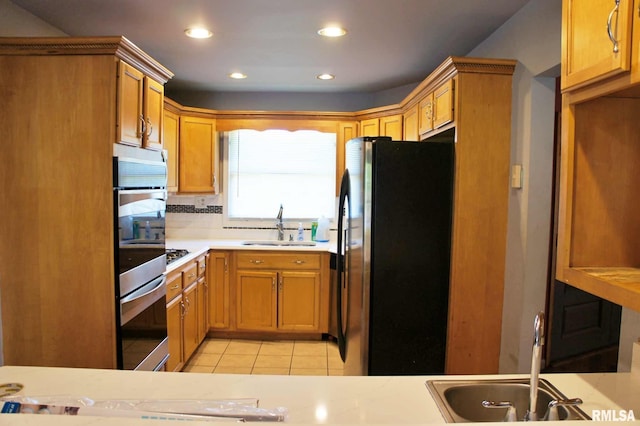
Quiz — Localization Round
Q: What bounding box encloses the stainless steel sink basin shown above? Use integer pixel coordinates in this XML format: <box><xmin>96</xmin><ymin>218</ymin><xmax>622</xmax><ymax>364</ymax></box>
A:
<box><xmin>242</xmin><ymin>240</ymin><xmax>317</xmax><ymax>247</ymax></box>
<box><xmin>426</xmin><ymin>378</ymin><xmax>590</xmax><ymax>422</ymax></box>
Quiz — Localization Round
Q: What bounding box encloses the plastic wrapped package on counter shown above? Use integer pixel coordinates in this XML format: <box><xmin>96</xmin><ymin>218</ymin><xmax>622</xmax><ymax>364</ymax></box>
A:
<box><xmin>1</xmin><ymin>394</ymin><xmax>288</xmax><ymax>422</ymax></box>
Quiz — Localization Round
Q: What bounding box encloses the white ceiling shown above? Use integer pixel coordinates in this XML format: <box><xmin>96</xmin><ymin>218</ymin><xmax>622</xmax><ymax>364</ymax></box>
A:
<box><xmin>10</xmin><ymin>0</ymin><xmax>531</xmax><ymax>94</ymax></box>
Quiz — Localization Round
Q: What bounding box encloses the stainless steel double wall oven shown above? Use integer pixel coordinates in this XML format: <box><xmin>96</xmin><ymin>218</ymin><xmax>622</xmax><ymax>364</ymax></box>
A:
<box><xmin>113</xmin><ymin>152</ymin><xmax>168</xmax><ymax>371</ymax></box>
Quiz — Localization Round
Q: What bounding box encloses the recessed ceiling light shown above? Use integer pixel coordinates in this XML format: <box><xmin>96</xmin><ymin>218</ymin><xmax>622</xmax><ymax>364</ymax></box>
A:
<box><xmin>318</xmin><ymin>26</ymin><xmax>347</xmax><ymax>37</ymax></box>
<box><xmin>229</xmin><ymin>72</ymin><xmax>247</xmax><ymax>79</ymax></box>
<box><xmin>184</xmin><ymin>27</ymin><xmax>213</xmax><ymax>39</ymax></box>
<box><xmin>317</xmin><ymin>73</ymin><xmax>335</xmax><ymax>80</ymax></box>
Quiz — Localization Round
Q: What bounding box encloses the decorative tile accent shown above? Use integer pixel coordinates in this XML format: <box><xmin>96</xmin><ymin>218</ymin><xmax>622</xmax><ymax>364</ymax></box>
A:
<box><xmin>166</xmin><ymin>205</ymin><xmax>223</xmax><ymax>214</ymax></box>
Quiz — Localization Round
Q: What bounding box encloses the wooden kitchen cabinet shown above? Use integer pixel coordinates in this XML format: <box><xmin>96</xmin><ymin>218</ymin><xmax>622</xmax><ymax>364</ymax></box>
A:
<box><xmin>418</xmin><ymin>79</ymin><xmax>454</xmax><ymax>137</ymax></box>
<box><xmin>166</xmin><ymin>294</ymin><xmax>184</xmax><ymax>372</ymax></box>
<box><xmin>561</xmin><ymin>0</ymin><xmax>634</xmax><ymax>91</ymax></box>
<box><xmin>163</xmin><ymin>107</ymin><xmax>180</xmax><ymax>192</ymax></box>
<box><xmin>196</xmin><ymin>254</ymin><xmax>209</xmax><ymax>341</ymax></box>
<box><xmin>208</xmin><ymin>251</ymin><xmax>231</xmax><ymax>330</ymax></box>
<box><xmin>418</xmin><ymin>93</ymin><xmax>434</xmax><ymax>135</ymax></box>
<box><xmin>402</xmin><ymin>105</ymin><xmax>419</xmax><ymax>141</ymax></box>
<box><xmin>433</xmin><ymin>79</ymin><xmax>454</xmax><ymax>129</ymax></box>
<box><xmin>233</xmin><ymin>251</ymin><xmax>328</xmax><ymax>334</ymax></box>
<box><xmin>278</xmin><ymin>271</ymin><xmax>321</xmax><ymax>331</ymax></box>
<box><xmin>236</xmin><ymin>270</ymin><xmax>278</xmax><ymax>330</ymax></box>
<box><xmin>360</xmin><ymin>117</ymin><xmax>380</xmax><ymax>136</ymax></box>
<box><xmin>379</xmin><ymin>114</ymin><xmax>403</xmax><ymax>140</ymax></box>
<box><xmin>117</xmin><ymin>60</ymin><xmax>166</xmax><ymax>150</ymax></box>
<box><xmin>165</xmin><ymin>257</ymin><xmax>206</xmax><ymax>371</ymax></box>
<box><xmin>556</xmin><ymin>76</ymin><xmax>640</xmax><ymax>312</ymax></box>
<box><xmin>179</xmin><ymin>115</ymin><xmax>218</xmax><ymax>193</ymax></box>
<box><xmin>182</xmin><ymin>281</ymin><xmax>199</xmax><ymax>360</ymax></box>
<box><xmin>0</xmin><ymin>37</ymin><xmax>172</xmax><ymax>369</ymax></box>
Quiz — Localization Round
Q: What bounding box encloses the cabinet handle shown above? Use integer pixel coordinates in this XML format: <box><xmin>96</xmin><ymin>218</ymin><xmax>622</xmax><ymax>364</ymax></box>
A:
<box><xmin>272</xmin><ymin>277</ymin><xmax>276</xmax><ymax>290</ymax></box>
<box><xmin>187</xmin><ymin>272</ymin><xmax>196</xmax><ymax>279</ymax></box>
<box><xmin>146</xmin><ymin>117</ymin><xmax>153</xmax><ymax>137</ymax></box>
<box><xmin>170</xmin><ymin>284</ymin><xmax>180</xmax><ymax>290</ymax></box>
<box><xmin>279</xmin><ymin>277</ymin><xmax>283</xmax><ymax>291</ymax></box>
<box><xmin>139</xmin><ymin>114</ymin><xmax>145</xmax><ymax>137</ymax></box>
<box><xmin>293</xmin><ymin>259</ymin><xmax>305</xmax><ymax>265</ymax></box>
<box><xmin>180</xmin><ymin>300</ymin><xmax>186</xmax><ymax>318</ymax></box>
<box><xmin>607</xmin><ymin>0</ymin><xmax>621</xmax><ymax>53</ymax></box>
<box><xmin>185</xmin><ymin>296</ymin><xmax>190</xmax><ymax>312</ymax></box>
<box><xmin>250</xmin><ymin>259</ymin><xmax>264</xmax><ymax>264</ymax></box>
<box><xmin>224</xmin><ymin>258</ymin><xmax>228</xmax><ymax>273</ymax></box>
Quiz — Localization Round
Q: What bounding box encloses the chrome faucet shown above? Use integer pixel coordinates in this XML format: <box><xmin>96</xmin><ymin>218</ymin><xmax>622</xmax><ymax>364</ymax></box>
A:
<box><xmin>276</xmin><ymin>204</ymin><xmax>284</xmax><ymax>241</ymax></box>
<box><xmin>525</xmin><ymin>311</ymin><xmax>545</xmax><ymax>421</ymax></box>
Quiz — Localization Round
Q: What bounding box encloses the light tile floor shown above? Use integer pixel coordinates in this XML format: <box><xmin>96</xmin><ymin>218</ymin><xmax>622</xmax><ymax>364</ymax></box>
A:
<box><xmin>182</xmin><ymin>338</ymin><xmax>344</xmax><ymax>376</ymax></box>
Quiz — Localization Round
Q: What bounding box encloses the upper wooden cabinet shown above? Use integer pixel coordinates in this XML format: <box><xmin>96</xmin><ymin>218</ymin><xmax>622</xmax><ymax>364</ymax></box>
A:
<box><xmin>117</xmin><ymin>60</ymin><xmax>166</xmax><ymax>150</ymax></box>
<box><xmin>179</xmin><ymin>115</ymin><xmax>218</xmax><ymax>193</ymax></box>
<box><xmin>163</xmin><ymin>108</ymin><xmax>180</xmax><ymax>192</ymax></box>
<box><xmin>360</xmin><ymin>117</ymin><xmax>380</xmax><ymax>137</ymax></box>
<box><xmin>379</xmin><ymin>114</ymin><xmax>403</xmax><ymax>140</ymax></box>
<box><xmin>561</xmin><ymin>0</ymin><xmax>634</xmax><ymax>91</ymax></box>
<box><xmin>417</xmin><ymin>79</ymin><xmax>454</xmax><ymax>137</ymax></box>
<box><xmin>402</xmin><ymin>105</ymin><xmax>419</xmax><ymax>141</ymax></box>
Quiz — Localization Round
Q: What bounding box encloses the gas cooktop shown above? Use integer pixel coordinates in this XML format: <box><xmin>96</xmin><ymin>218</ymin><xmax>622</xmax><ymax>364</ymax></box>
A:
<box><xmin>166</xmin><ymin>249</ymin><xmax>189</xmax><ymax>264</ymax></box>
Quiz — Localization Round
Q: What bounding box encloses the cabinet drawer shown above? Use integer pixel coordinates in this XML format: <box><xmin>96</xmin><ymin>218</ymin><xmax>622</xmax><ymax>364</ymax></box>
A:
<box><xmin>183</xmin><ymin>262</ymin><xmax>198</xmax><ymax>285</ymax></box>
<box><xmin>166</xmin><ymin>271</ymin><xmax>183</xmax><ymax>302</ymax></box>
<box><xmin>197</xmin><ymin>255</ymin><xmax>206</xmax><ymax>277</ymax></box>
<box><xmin>236</xmin><ymin>252</ymin><xmax>321</xmax><ymax>270</ymax></box>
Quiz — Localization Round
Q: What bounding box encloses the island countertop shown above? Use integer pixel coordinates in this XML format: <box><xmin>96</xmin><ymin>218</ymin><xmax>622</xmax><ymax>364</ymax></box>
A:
<box><xmin>1</xmin><ymin>365</ymin><xmax>639</xmax><ymax>425</ymax></box>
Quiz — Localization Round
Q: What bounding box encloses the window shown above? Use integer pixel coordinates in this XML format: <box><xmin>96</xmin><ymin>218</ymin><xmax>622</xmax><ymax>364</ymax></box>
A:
<box><xmin>225</xmin><ymin>129</ymin><xmax>336</xmax><ymax>221</ymax></box>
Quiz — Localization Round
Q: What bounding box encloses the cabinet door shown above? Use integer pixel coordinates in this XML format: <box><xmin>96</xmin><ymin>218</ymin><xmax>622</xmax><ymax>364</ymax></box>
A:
<box><xmin>403</xmin><ymin>105</ymin><xmax>419</xmax><ymax>141</ymax></box>
<box><xmin>209</xmin><ymin>251</ymin><xmax>230</xmax><ymax>329</ymax></box>
<box><xmin>196</xmin><ymin>276</ymin><xmax>208</xmax><ymax>342</ymax></box>
<box><xmin>179</xmin><ymin>115</ymin><xmax>218</xmax><ymax>193</ymax></box>
<box><xmin>336</xmin><ymin>121</ymin><xmax>358</xmax><ymax>194</ymax></box>
<box><xmin>379</xmin><ymin>114</ymin><xmax>403</xmax><ymax>140</ymax></box>
<box><xmin>360</xmin><ymin>118</ymin><xmax>380</xmax><ymax>137</ymax></box>
<box><xmin>182</xmin><ymin>282</ymin><xmax>199</xmax><ymax>361</ymax></box>
<box><xmin>433</xmin><ymin>79</ymin><xmax>454</xmax><ymax>129</ymax></box>
<box><xmin>117</xmin><ymin>61</ymin><xmax>144</xmax><ymax>147</ymax></box>
<box><xmin>163</xmin><ymin>109</ymin><xmax>179</xmax><ymax>192</ymax></box>
<box><xmin>143</xmin><ymin>78</ymin><xmax>165</xmax><ymax>150</ymax></box>
<box><xmin>166</xmin><ymin>295</ymin><xmax>184</xmax><ymax>372</ymax></box>
<box><xmin>236</xmin><ymin>270</ymin><xmax>277</xmax><ymax>331</ymax></box>
<box><xmin>418</xmin><ymin>93</ymin><xmax>434</xmax><ymax>135</ymax></box>
<box><xmin>562</xmin><ymin>0</ymin><xmax>633</xmax><ymax>91</ymax></box>
<box><xmin>278</xmin><ymin>271</ymin><xmax>321</xmax><ymax>331</ymax></box>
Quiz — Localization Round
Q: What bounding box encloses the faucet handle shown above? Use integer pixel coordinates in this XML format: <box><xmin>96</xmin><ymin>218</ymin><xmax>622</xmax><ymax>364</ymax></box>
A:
<box><xmin>543</xmin><ymin>398</ymin><xmax>583</xmax><ymax>421</ymax></box>
<box><xmin>482</xmin><ymin>400</ymin><xmax>518</xmax><ymax>422</ymax></box>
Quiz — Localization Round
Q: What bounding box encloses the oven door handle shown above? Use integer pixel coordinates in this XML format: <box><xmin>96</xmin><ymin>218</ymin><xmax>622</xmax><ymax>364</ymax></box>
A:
<box><xmin>120</xmin><ymin>275</ymin><xmax>167</xmax><ymax>325</ymax></box>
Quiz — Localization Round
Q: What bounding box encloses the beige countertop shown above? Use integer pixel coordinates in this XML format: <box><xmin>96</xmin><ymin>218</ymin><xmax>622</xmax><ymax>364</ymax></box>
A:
<box><xmin>0</xmin><ymin>366</ymin><xmax>639</xmax><ymax>425</ymax></box>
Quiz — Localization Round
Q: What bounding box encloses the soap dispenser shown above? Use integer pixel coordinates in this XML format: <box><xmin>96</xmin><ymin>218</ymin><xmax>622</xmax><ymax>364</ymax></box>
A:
<box><xmin>297</xmin><ymin>222</ymin><xmax>304</xmax><ymax>241</ymax></box>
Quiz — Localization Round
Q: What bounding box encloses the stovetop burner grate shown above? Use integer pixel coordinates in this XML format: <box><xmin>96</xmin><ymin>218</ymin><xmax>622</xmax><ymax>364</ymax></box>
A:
<box><xmin>166</xmin><ymin>248</ymin><xmax>189</xmax><ymax>264</ymax></box>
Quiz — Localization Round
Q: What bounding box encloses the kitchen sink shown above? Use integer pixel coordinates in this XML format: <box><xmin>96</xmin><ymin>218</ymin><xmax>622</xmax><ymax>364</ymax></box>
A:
<box><xmin>426</xmin><ymin>378</ymin><xmax>590</xmax><ymax>422</ymax></box>
<box><xmin>242</xmin><ymin>240</ymin><xmax>317</xmax><ymax>247</ymax></box>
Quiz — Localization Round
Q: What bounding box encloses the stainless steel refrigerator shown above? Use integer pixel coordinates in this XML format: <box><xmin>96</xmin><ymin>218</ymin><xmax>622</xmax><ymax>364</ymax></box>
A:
<box><xmin>336</xmin><ymin>136</ymin><xmax>454</xmax><ymax>375</ymax></box>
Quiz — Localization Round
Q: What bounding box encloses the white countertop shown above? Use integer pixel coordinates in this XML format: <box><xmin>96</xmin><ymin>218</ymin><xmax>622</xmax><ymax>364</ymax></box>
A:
<box><xmin>165</xmin><ymin>239</ymin><xmax>336</xmax><ymax>272</ymax></box>
<box><xmin>0</xmin><ymin>366</ymin><xmax>639</xmax><ymax>425</ymax></box>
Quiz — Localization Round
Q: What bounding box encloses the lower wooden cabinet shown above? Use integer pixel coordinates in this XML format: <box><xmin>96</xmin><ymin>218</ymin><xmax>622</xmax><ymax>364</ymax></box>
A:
<box><xmin>208</xmin><ymin>251</ymin><xmax>231</xmax><ymax>330</ymax></box>
<box><xmin>165</xmin><ymin>254</ymin><xmax>208</xmax><ymax>371</ymax></box>
<box><xmin>165</xmin><ymin>293</ymin><xmax>184</xmax><ymax>372</ymax></box>
<box><xmin>278</xmin><ymin>271</ymin><xmax>321</xmax><ymax>331</ymax></box>
<box><xmin>236</xmin><ymin>270</ymin><xmax>278</xmax><ymax>330</ymax></box>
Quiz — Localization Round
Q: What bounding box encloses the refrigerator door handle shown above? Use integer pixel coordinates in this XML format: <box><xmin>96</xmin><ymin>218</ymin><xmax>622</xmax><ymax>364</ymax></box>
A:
<box><xmin>336</xmin><ymin>169</ymin><xmax>350</xmax><ymax>362</ymax></box>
